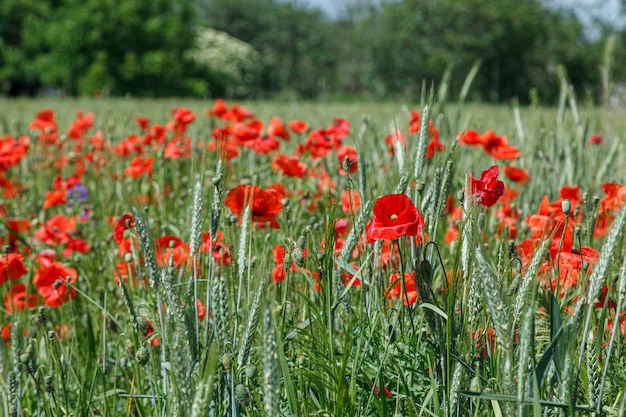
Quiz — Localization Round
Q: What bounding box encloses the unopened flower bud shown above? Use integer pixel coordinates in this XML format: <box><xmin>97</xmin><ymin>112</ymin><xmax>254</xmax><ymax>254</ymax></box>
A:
<box><xmin>292</xmin><ymin>248</ymin><xmax>305</xmax><ymax>268</ymax></box>
<box><xmin>135</xmin><ymin>347</ymin><xmax>150</xmax><ymax>366</ymax></box>
<box><xmin>561</xmin><ymin>199</ymin><xmax>571</xmax><ymax>215</ymax></box>
<box><xmin>221</xmin><ymin>353</ymin><xmax>232</xmax><ymax>372</ymax></box>
<box><xmin>235</xmin><ymin>383</ymin><xmax>250</xmax><ymax>407</ymax></box>
<box><xmin>126</xmin><ymin>339</ymin><xmax>135</xmax><ymax>357</ymax></box>
<box><xmin>244</xmin><ymin>364</ymin><xmax>258</xmax><ymax>379</ymax></box>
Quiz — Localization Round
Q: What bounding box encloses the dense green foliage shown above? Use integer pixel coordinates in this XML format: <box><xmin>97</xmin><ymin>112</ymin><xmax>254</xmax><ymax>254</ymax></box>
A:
<box><xmin>0</xmin><ymin>0</ymin><xmax>622</xmax><ymax>101</ymax></box>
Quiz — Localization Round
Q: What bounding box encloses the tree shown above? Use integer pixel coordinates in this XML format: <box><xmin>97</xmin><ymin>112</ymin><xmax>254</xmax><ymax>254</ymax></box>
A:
<box><xmin>1</xmin><ymin>0</ymin><xmax>200</xmax><ymax>96</ymax></box>
<box><xmin>365</xmin><ymin>0</ymin><xmax>600</xmax><ymax>102</ymax></box>
<box><xmin>0</xmin><ymin>0</ymin><xmax>52</xmax><ymax>95</ymax></box>
<box><xmin>203</xmin><ymin>0</ymin><xmax>342</xmax><ymax>97</ymax></box>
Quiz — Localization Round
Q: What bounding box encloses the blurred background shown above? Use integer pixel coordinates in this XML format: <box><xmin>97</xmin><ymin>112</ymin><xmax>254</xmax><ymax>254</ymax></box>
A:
<box><xmin>1</xmin><ymin>0</ymin><xmax>625</xmax><ymax>104</ymax></box>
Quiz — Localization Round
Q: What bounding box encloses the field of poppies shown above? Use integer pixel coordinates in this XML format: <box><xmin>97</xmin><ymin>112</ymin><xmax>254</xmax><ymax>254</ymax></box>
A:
<box><xmin>0</xmin><ymin>95</ymin><xmax>625</xmax><ymax>417</ymax></box>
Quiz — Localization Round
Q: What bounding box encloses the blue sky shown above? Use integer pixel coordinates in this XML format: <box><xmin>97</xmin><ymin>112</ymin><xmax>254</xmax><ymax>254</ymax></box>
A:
<box><xmin>297</xmin><ymin>0</ymin><xmax>625</xmax><ymax>29</ymax></box>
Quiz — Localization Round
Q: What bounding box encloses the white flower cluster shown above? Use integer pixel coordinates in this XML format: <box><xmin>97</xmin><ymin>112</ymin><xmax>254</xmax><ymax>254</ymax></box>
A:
<box><xmin>186</xmin><ymin>28</ymin><xmax>260</xmax><ymax>94</ymax></box>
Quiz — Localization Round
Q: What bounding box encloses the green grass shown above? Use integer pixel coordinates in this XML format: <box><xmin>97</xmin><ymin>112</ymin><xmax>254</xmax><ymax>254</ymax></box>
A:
<box><xmin>0</xmin><ymin>93</ymin><xmax>625</xmax><ymax>417</ymax></box>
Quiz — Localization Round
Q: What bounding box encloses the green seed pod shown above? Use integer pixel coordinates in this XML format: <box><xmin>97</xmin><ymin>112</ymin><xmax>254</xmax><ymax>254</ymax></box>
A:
<box><xmin>125</xmin><ymin>339</ymin><xmax>135</xmax><ymax>357</ymax></box>
<box><xmin>235</xmin><ymin>383</ymin><xmax>250</xmax><ymax>407</ymax></box>
<box><xmin>244</xmin><ymin>364</ymin><xmax>258</xmax><ymax>379</ymax></box>
<box><xmin>136</xmin><ymin>317</ymin><xmax>148</xmax><ymax>335</ymax></box>
<box><xmin>561</xmin><ymin>199</ymin><xmax>571</xmax><ymax>215</ymax></box>
<box><xmin>221</xmin><ymin>353</ymin><xmax>232</xmax><ymax>372</ymax></box>
<box><xmin>456</xmin><ymin>190</ymin><xmax>465</xmax><ymax>204</ymax></box>
<box><xmin>135</xmin><ymin>347</ymin><xmax>150</xmax><ymax>366</ymax></box>
<box><xmin>292</xmin><ymin>247</ymin><xmax>305</xmax><ymax>268</ymax></box>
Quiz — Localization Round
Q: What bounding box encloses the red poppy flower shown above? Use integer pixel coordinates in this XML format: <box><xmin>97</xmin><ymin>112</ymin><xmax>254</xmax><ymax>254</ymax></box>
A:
<box><xmin>222</xmin><ymin>103</ymin><xmax>254</xmax><ymax>122</ymax></box>
<box><xmin>224</xmin><ymin>185</ymin><xmax>284</xmax><ymax>229</ymax></box>
<box><xmin>34</xmin><ymin>214</ymin><xmax>76</xmax><ymax>246</ymax></box>
<box><xmin>289</xmin><ymin>119</ymin><xmax>309</xmax><ymax>134</ymax></box>
<box><xmin>229</xmin><ymin>119</ymin><xmax>264</xmax><ymax>142</ymax></box>
<box><xmin>374</xmin><ymin>383</ymin><xmax>391</xmax><ymax>398</ymax></box>
<box><xmin>113</xmin><ymin>213</ymin><xmax>135</xmax><ymax>255</ymax></box>
<box><xmin>30</xmin><ymin>110</ymin><xmax>56</xmax><ymax>132</ymax></box>
<box><xmin>169</xmin><ymin>107</ymin><xmax>196</xmax><ymax>133</ymax></box>
<box><xmin>589</xmin><ymin>134</ymin><xmax>605</xmax><ymax>144</ymax></box>
<box><xmin>4</xmin><ymin>283</ymin><xmax>38</xmax><ymax>313</ymax></box>
<box><xmin>426</xmin><ymin>135</ymin><xmax>445</xmax><ymax>159</ymax></box>
<box><xmin>164</xmin><ymin>136</ymin><xmax>192</xmax><ymax>159</ymax></box>
<box><xmin>42</xmin><ymin>189</ymin><xmax>66</xmax><ymax>209</ymax></box>
<box><xmin>469</xmin><ymin>165</ymin><xmax>504</xmax><ymax>208</ymax></box>
<box><xmin>600</xmin><ymin>182</ymin><xmax>626</xmax><ymax>212</ymax></box>
<box><xmin>267</xmin><ymin>116</ymin><xmax>291</xmax><ymax>141</ymax></box>
<box><xmin>5</xmin><ymin>218</ymin><xmax>31</xmax><ymax>251</ymax></box>
<box><xmin>30</xmin><ymin>110</ymin><xmax>59</xmax><ymax>145</ymax></box>
<box><xmin>33</xmin><ymin>262</ymin><xmax>78</xmax><ymax>307</ymax></box>
<box><xmin>341</xmin><ymin>263</ymin><xmax>361</xmax><ymax>287</ymax></box>
<box><xmin>272</xmin><ymin>154</ymin><xmax>308</xmax><ymax>178</ymax></box>
<box><xmin>242</xmin><ymin>136</ymin><xmax>281</xmax><ymax>155</ymax></box>
<box><xmin>271</xmin><ymin>244</ymin><xmax>288</xmax><ymax>282</ymax></box>
<box><xmin>491</xmin><ymin>145</ymin><xmax>522</xmax><ymax>160</ymax></box>
<box><xmin>201</xmin><ymin>231</ymin><xmax>231</xmax><ymax>266</ymax></box>
<box><xmin>408</xmin><ymin>111</ymin><xmax>440</xmax><ymax>142</ymax></box>
<box><xmin>208</xmin><ymin>128</ymin><xmax>239</xmax><ymax>160</ymax></box>
<box><xmin>337</xmin><ymin>145</ymin><xmax>358</xmax><ymax>176</ymax></box>
<box><xmin>472</xmin><ymin>328</ymin><xmax>497</xmax><ymax>359</ymax></box>
<box><xmin>136</xmin><ymin>117</ymin><xmax>150</xmax><ymax>131</ymax></box>
<box><xmin>196</xmin><ymin>299</ymin><xmax>207</xmax><ymax>321</ymax></box>
<box><xmin>124</xmin><ymin>156</ymin><xmax>154</xmax><ymax>179</ymax></box>
<box><xmin>66</xmin><ymin>111</ymin><xmax>95</xmax><ymax>139</ymax></box>
<box><xmin>458</xmin><ymin>129</ymin><xmax>483</xmax><ymax>145</ymax></box>
<box><xmin>503</xmin><ymin>165</ymin><xmax>530</xmax><ymax>185</ymax></box>
<box><xmin>0</xmin><ymin>135</ymin><xmax>30</xmax><ymax>171</ymax></box>
<box><xmin>115</xmin><ymin>134</ymin><xmax>145</xmax><ymax>156</ymax></box>
<box><xmin>0</xmin><ymin>254</ymin><xmax>28</xmax><ymax>284</ymax></box>
<box><xmin>387</xmin><ymin>271</ymin><xmax>419</xmax><ymax>306</ymax></box>
<box><xmin>366</xmin><ymin>194</ymin><xmax>424</xmax><ymax>243</ymax></box>
<box><xmin>205</xmin><ymin>99</ymin><xmax>228</xmax><ymax>118</ymax></box>
<box><xmin>341</xmin><ymin>190</ymin><xmax>361</xmax><ymax>213</ymax></box>
<box><xmin>155</xmin><ymin>235</ymin><xmax>190</xmax><ymax>268</ymax></box>
<box><xmin>384</xmin><ymin>129</ymin><xmax>407</xmax><ymax>156</ymax></box>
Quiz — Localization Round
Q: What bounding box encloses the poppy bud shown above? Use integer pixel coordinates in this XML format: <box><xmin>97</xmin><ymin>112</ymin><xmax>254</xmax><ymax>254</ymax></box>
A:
<box><xmin>292</xmin><ymin>248</ymin><xmax>305</xmax><ymax>268</ymax></box>
<box><xmin>561</xmin><ymin>199</ymin><xmax>571</xmax><ymax>215</ymax></box>
<box><xmin>235</xmin><ymin>384</ymin><xmax>250</xmax><ymax>407</ymax></box>
<box><xmin>244</xmin><ymin>364</ymin><xmax>258</xmax><ymax>379</ymax></box>
<box><xmin>136</xmin><ymin>317</ymin><xmax>148</xmax><ymax>335</ymax></box>
<box><xmin>126</xmin><ymin>339</ymin><xmax>135</xmax><ymax>357</ymax></box>
<box><xmin>222</xmin><ymin>353</ymin><xmax>233</xmax><ymax>372</ymax></box>
<box><xmin>135</xmin><ymin>347</ymin><xmax>150</xmax><ymax>366</ymax></box>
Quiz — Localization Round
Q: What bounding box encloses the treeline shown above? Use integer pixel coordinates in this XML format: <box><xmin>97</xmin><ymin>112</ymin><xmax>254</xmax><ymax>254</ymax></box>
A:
<box><xmin>0</xmin><ymin>0</ymin><xmax>622</xmax><ymax>102</ymax></box>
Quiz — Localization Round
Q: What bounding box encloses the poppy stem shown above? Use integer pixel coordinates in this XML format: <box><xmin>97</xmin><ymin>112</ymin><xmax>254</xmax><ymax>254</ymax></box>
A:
<box><xmin>396</xmin><ymin>239</ymin><xmax>416</xmax><ymax>335</ymax></box>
